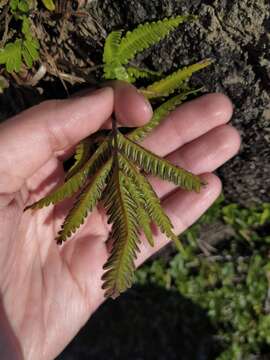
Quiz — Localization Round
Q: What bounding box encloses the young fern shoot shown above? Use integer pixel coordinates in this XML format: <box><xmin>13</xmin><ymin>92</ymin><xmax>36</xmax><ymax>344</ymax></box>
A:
<box><xmin>25</xmin><ymin>16</ymin><xmax>212</xmax><ymax>298</ymax></box>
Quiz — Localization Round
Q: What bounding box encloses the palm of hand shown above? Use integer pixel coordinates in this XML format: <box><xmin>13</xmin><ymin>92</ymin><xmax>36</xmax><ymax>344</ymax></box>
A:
<box><xmin>0</xmin><ymin>166</ymin><xmax>111</xmax><ymax>360</ymax></box>
<box><xmin>0</xmin><ymin>83</ymin><xmax>239</xmax><ymax>360</ymax></box>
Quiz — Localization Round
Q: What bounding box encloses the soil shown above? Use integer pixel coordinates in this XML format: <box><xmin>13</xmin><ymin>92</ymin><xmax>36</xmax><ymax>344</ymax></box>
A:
<box><xmin>0</xmin><ymin>0</ymin><xmax>269</xmax><ymax>205</ymax></box>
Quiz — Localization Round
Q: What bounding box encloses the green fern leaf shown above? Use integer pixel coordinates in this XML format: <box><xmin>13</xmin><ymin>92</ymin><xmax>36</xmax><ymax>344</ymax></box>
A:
<box><xmin>141</xmin><ymin>59</ymin><xmax>213</xmax><ymax>99</ymax></box>
<box><xmin>123</xmin><ymin>174</ymin><xmax>154</xmax><ymax>247</ymax></box>
<box><xmin>65</xmin><ymin>137</ymin><xmax>95</xmax><ymax>180</ymax></box>
<box><xmin>128</xmin><ymin>91</ymin><xmax>193</xmax><ymax>142</ymax></box>
<box><xmin>56</xmin><ymin>159</ymin><xmax>113</xmax><ymax>244</ymax></box>
<box><xmin>117</xmin><ymin>15</ymin><xmax>194</xmax><ymax>65</ymax></box>
<box><xmin>136</xmin><ymin>206</ymin><xmax>154</xmax><ymax>247</ymax></box>
<box><xmin>103</xmin><ymin>31</ymin><xmax>127</xmax><ymax>80</ymax></box>
<box><xmin>126</xmin><ymin>66</ymin><xmax>162</xmax><ymax>83</ymax></box>
<box><xmin>102</xmin><ymin>168</ymin><xmax>140</xmax><ymax>299</ymax></box>
<box><xmin>118</xmin><ymin>154</ymin><xmax>182</xmax><ymax>249</ymax></box>
<box><xmin>103</xmin><ymin>30</ymin><xmax>122</xmax><ymax>64</ymax></box>
<box><xmin>104</xmin><ymin>62</ymin><xmax>131</xmax><ymax>81</ymax></box>
<box><xmin>117</xmin><ymin>132</ymin><xmax>201</xmax><ymax>192</ymax></box>
<box><xmin>25</xmin><ymin>170</ymin><xmax>87</xmax><ymax>210</ymax></box>
<box><xmin>25</xmin><ymin>141</ymin><xmax>110</xmax><ymax>210</ymax></box>
<box><xmin>112</xmin><ymin>64</ymin><xmax>132</xmax><ymax>81</ymax></box>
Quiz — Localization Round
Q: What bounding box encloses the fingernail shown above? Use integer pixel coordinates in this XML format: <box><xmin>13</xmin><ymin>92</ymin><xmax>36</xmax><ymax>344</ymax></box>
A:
<box><xmin>142</xmin><ymin>97</ymin><xmax>153</xmax><ymax>117</ymax></box>
<box><xmin>137</xmin><ymin>90</ymin><xmax>153</xmax><ymax>116</ymax></box>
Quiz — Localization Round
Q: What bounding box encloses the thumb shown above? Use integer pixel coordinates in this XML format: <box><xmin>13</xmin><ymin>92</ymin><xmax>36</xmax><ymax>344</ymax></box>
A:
<box><xmin>0</xmin><ymin>87</ymin><xmax>114</xmax><ymax>194</ymax></box>
<box><xmin>113</xmin><ymin>81</ymin><xmax>153</xmax><ymax>127</ymax></box>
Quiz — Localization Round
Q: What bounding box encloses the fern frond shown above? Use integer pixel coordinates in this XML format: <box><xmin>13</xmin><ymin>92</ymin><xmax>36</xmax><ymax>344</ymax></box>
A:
<box><xmin>117</xmin><ymin>15</ymin><xmax>194</xmax><ymax>65</ymax></box>
<box><xmin>65</xmin><ymin>137</ymin><xmax>95</xmax><ymax>180</ymax></box>
<box><xmin>25</xmin><ymin>140</ymin><xmax>110</xmax><ymax>210</ymax></box>
<box><xmin>136</xmin><ymin>206</ymin><xmax>154</xmax><ymax>247</ymax></box>
<box><xmin>127</xmin><ymin>66</ymin><xmax>162</xmax><ymax>83</ymax></box>
<box><xmin>128</xmin><ymin>92</ymin><xmax>190</xmax><ymax>142</ymax></box>
<box><xmin>102</xmin><ymin>168</ymin><xmax>140</xmax><ymax>299</ymax></box>
<box><xmin>103</xmin><ymin>30</ymin><xmax>122</xmax><ymax>64</ymax></box>
<box><xmin>117</xmin><ymin>132</ymin><xmax>201</xmax><ymax>192</ymax></box>
<box><xmin>25</xmin><ymin>169</ymin><xmax>87</xmax><ymax>210</ymax></box>
<box><xmin>118</xmin><ymin>154</ymin><xmax>182</xmax><ymax>249</ymax></box>
<box><xmin>123</xmin><ymin>174</ymin><xmax>154</xmax><ymax>247</ymax></box>
<box><xmin>141</xmin><ymin>59</ymin><xmax>213</xmax><ymax>99</ymax></box>
<box><xmin>103</xmin><ymin>30</ymin><xmax>126</xmax><ymax>80</ymax></box>
<box><xmin>56</xmin><ymin>159</ymin><xmax>113</xmax><ymax>244</ymax></box>
<box><xmin>104</xmin><ymin>62</ymin><xmax>131</xmax><ymax>81</ymax></box>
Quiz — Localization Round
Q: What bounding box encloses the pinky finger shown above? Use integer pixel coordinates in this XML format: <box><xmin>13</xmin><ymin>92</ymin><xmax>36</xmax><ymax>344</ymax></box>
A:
<box><xmin>136</xmin><ymin>173</ymin><xmax>222</xmax><ymax>266</ymax></box>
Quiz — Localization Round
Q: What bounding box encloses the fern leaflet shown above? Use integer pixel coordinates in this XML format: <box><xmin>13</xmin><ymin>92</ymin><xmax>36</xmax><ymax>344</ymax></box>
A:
<box><xmin>141</xmin><ymin>59</ymin><xmax>213</xmax><ymax>99</ymax></box>
<box><xmin>103</xmin><ymin>30</ymin><xmax>122</xmax><ymax>64</ymax></box>
<box><xmin>102</xmin><ymin>168</ymin><xmax>140</xmax><ymax>299</ymax></box>
<box><xmin>56</xmin><ymin>159</ymin><xmax>113</xmax><ymax>244</ymax></box>
<box><xmin>118</xmin><ymin>154</ymin><xmax>182</xmax><ymax>250</ymax></box>
<box><xmin>103</xmin><ymin>31</ymin><xmax>125</xmax><ymax>80</ymax></box>
<box><xmin>25</xmin><ymin>140</ymin><xmax>110</xmax><ymax>210</ymax></box>
<box><xmin>124</xmin><ymin>175</ymin><xmax>154</xmax><ymax>247</ymax></box>
<box><xmin>65</xmin><ymin>137</ymin><xmax>95</xmax><ymax>180</ymax></box>
<box><xmin>127</xmin><ymin>66</ymin><xmax>162</xmax><ymax>83</ymax></box>
<box><xmin>118</xmin><ymin>132</ymin><xmax>201</xmax><ymax>192</ymax></box>
<box><xmin>117</xmin><ymin>15</ymin><xmax>194</xmax><ymax>65</ymax></box>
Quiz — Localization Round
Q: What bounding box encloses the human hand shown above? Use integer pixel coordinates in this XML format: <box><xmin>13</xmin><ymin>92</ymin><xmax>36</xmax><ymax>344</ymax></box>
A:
<box><xmin>0</xmin><ymin>82</ymin><xmax>240</xmax><ymax>360</ymax></box>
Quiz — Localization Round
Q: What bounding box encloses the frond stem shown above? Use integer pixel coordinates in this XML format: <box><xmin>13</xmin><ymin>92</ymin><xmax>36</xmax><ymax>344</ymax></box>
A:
<box><xmin>111</xmin><ymin>115</ymin><xmax>120</xmax><ymax>172</ymax></box>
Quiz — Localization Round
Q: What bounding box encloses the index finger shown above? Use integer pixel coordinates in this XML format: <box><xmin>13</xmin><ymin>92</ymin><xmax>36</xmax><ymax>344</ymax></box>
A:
<box><xmin>141</xmin><ymin>93</ymin><xmax>234</xmax><ymax>157</ymax></box>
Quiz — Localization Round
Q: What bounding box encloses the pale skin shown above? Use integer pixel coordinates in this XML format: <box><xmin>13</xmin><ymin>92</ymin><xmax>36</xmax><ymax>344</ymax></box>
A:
<box><xmin>0</xmin><ymin>81</ymin><xmax>241</xmax><ymax>360</ymax></box>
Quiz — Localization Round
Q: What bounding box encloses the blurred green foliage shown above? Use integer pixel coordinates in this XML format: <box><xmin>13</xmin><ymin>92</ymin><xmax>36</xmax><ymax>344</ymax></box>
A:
<box><xmin>0</xmin><ymin>0</ymin><xmax>40</xmax><ymax>73</ymax></box>
<box><xmin>41</xmin><ymin>0</ymin><xmax>55</xmax><ymax>11</ymax></box>
<box><xmin>136</xmin><ymin>198</ymin><xmax>270</xmax><ymax>359</ymax></box>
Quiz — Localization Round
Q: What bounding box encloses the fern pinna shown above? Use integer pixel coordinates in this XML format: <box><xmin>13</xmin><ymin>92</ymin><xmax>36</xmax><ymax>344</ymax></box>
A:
<box><xmin>25</xmin><ymin>16</ymin><xmax>212</xmax><ymax>299</ymax></box>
